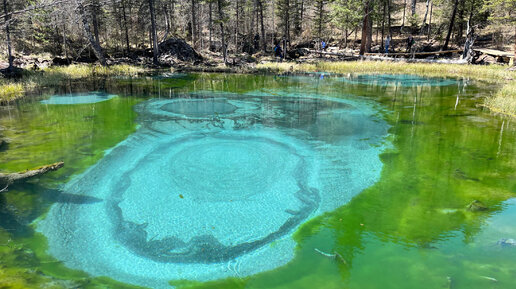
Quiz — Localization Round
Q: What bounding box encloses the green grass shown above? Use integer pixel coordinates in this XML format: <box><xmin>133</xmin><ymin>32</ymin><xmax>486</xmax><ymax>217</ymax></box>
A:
<box><xmin>257</xmin><ymin>60</ymin><xmax>516</xmax><ymax>117</ymax></box>
<box><xmin>0</xmin><ymin>64</ymin><xmax>147</xmax><ymax>104</ymax></box>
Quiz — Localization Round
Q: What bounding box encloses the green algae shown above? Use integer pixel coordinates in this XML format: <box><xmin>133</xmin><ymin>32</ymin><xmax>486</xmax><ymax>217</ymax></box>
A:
<box><xmin>1</xmin><ymin>73</ymin><xmax>516</xmax><ymax>289</ymax></box>
<box><xmin>0</xmin><ymin>94</ymin><xmax>142</xmax><ymax>288</ymax></box>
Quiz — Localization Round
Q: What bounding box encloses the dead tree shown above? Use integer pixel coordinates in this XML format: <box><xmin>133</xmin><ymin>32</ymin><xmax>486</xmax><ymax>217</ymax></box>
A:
<box><xmin>75</xmin><ymin>0</ymin><xmax>107</xmax><ymax>65</ymax></box>
<box><xmin>0</xmin><ymin>162</ymin><xmax>64</xmax><ymax>189</ymax></box>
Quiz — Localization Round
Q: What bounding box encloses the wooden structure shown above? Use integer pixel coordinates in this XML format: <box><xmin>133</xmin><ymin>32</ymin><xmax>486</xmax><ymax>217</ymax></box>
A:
<box><xmin>308</xmin><ymin>49</ymin><xmax>462</xmax><ymax>59</ymax></box>
<box><xmin>365</xmin><ymin>50</ymin><xmax>462</xmax><ymax>57</ymax></box>
<box><xmin>472</xmin><ymin>48</ymin><xmax>514</xmax><ymax>65</ymax></box>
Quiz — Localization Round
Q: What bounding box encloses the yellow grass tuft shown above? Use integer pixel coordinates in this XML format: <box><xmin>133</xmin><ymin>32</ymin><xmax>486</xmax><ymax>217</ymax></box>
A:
<box><xmin>257</xmin><ymin>61</ymin><xmax>514</xmax><ymax>82</ymax></box>
<box><xmin>0</xmin><ymin>82</ymin><xmax>26</xmax><ymax>103</ymax></box>
<box><xmin>484</xmin><ymin>81</ymin><xmax>516</xmax><ymax>117</ymax></box>
<box><xmin>43</xmin><ymin>64</ymin><xmax>146</xmax><ymax>79</ymax></box>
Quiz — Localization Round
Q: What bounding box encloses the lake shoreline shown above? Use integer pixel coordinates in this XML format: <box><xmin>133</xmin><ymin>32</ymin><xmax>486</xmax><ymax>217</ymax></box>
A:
<box><xmin>1</xmin><ymin>61</ymin><xmax>515</xmax><ymax>117</ymax></box>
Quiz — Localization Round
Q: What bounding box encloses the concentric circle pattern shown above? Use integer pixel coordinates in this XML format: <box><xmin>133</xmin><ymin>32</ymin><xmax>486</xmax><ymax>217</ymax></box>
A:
<box><xmin>38</xmin><ymin>93</ymin><xmax>389</xmax><ymax>288</ymax></box>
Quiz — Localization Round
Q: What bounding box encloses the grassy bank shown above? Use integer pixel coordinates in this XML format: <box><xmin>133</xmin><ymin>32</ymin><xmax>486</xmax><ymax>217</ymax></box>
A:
<box><xmin>0</xmin><ymin>64</ymin><xmax>146</xmax><ymax>104</ymax></box>
<box><xmin>484</xmin><ymin>81</ymin><xmax>516</xmax><ymax>117</ymax></box>
<box><xmin>257</xmin><ymin>61</ymin><xmax>516</xmax><ymax>117</ymax></box>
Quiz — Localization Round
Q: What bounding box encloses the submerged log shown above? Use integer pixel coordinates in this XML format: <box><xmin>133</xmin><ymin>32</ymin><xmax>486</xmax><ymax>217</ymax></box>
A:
<box><xmin>0</xmin><ymin>161</ymin><xmax>64</xmax><ymax>187</ymax></box>
<box><xmin>466</xmin><ymin>200</ymin><xmax>488</xmax><ymax>212</ymax></box>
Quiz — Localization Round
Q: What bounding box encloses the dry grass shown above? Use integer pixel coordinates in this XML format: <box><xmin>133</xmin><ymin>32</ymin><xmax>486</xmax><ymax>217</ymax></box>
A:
<box><xmin>257</xmin><ymin>61</ymin><xmax>514</xmax><ymax>82</ymax></box>
<box><xmin>0</xmin><ymin>64</ymin><xmax>146</xmax><ymax>104</ymax></box>
<box><xmin>484</xmin><ymin>81</ymin><xmax>516</xmax><ymax>117</ymax></box>
<box><xmin>43</xmin><ymin>64</ymin><xmax>146</xmax><ymax>79</ymax></box>
<box><xmin>0</xmin><ymin>82</ymin><xmax>26</xmax><ymax>103</ymax></box>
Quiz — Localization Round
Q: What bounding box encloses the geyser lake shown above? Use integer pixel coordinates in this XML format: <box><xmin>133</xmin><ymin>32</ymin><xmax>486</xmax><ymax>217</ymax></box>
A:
<box><xmin>0</xmin><ymin>73</ymin><xmax>515</xmax><ymax>289</ymax></box>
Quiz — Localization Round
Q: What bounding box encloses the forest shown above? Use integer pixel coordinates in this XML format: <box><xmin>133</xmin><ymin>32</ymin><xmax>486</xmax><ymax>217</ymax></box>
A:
<box><xmin>0</xmin><ymin>0</ymin><xmax>515</xmax><ymax>69</ymax></box>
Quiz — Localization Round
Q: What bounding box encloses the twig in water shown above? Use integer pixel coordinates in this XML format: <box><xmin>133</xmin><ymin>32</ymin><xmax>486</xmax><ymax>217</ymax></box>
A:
<box><xmin>480</xmin><ymin>276</ymin><xmax>498</xmax><ymax>282</ymax></box>
<box><xmin>314</xmin><ymin>248</ymin><xmax>347</xmax><ymax>265</ymax></box>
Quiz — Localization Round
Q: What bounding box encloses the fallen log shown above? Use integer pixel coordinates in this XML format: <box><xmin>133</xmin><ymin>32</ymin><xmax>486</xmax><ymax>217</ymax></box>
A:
<box><xmin>0</xmin><ymin>161</ymin><xmax>64</xmax><ymax>187</ymax></box>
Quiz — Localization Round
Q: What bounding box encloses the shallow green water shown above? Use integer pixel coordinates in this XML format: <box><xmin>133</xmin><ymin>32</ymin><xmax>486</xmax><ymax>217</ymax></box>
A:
<box><xmin>0</xmin><ymin>73</ymin><xmax>515</xmax><ymax>289</ymax></box>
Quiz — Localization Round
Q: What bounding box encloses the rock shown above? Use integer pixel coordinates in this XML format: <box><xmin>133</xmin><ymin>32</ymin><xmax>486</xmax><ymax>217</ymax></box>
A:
<box><xmin>52</xmin><ymin>57</ymin><xmax>71</xmax><ymax>66</ymax></box>
<box><xmin>158</xmin><ymin>38</ymin><xmax>203</xmax><ymax>65</ymax></box>
<box><xmin>0</xmin><ymin>66</ymin><xmax>25</xmax><ymax>78</ymax></box>
<box><xmin>497</xmin><ymin>238</ymin><xmax>516</xmax><ymax>247</ymax></box>
<box><xmin>0</xmin><ymin>138</ymin><xmax>8</xmax><ymax>151</ymax></box>
<box><xmin>466</xmin><ymin>200</ymin><xmax>488</xmax><ymax>212</ymax></box>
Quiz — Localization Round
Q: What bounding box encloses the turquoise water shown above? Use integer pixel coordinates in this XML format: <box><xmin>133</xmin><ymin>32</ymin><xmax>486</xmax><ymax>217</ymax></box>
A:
<box><xmin>38</xmin><ymin>93</ymin><xmax>389</xmax><ymax>288</ymax></box>
<box><xmin>1</xmin><ymin>73</ymin><xmax>515</xmax><ymax>289</ymax></box>
<box><xmin>41</xmin><ymin>91</ymin><xmax>117</xmax><ymax>104</ymax></box>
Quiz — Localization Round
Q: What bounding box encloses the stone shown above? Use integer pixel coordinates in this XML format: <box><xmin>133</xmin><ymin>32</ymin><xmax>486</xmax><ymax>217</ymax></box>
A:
<box><xmin>158</xmin><ymin>38</ymin><xmax>203</xmax><ymax>65</ymax></box>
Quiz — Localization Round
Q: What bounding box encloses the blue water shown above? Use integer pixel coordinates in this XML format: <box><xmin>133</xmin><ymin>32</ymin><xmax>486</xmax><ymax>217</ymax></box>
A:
<box><xmin>38</xmin><ymin>92</ymin><xmax>390</xmax><ymax>288</ymax></box>
<box><xmin>41</xmin><ymin>92</ymin><xmax>117</xmax><ymax>104</ymax></box>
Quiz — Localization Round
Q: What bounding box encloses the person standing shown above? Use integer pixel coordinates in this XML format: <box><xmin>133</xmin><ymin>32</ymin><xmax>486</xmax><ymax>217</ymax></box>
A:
<box><xmin>406</xmin><ymin>35</ymin><xmax>415</xmax><ymax>53</ymax></box>
<box><xmin>385</xmin><ymin>35</ymin><xmax>391</xmax><ymax>54</ymax></box>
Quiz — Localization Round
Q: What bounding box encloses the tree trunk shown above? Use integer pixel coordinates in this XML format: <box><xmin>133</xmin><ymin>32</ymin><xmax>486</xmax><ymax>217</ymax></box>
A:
<box><xmin>258</xmin><ymin>0</ymin><xmax>266</xmax><ymax>52</ymax></box>
<box><xmin>421</xmin><ymin>0</ymin><xmax>430</xmax><ymax>34</ymax></box>
<box><xmin>367</xmin><ymin>9</ymin><xmax>373</xmax><ymax>52</ymax></box>
<box><xmin>217</xmin><ymin>0</ymin><xmax>227</xmax><ymax>65</ymax></box>
<box><xmin>387</xmin><ymin>0</ymin><xmax>391</xmax><ymax>36</ymax></box>
<box><xmin>360</xmin><ymin>0</ymin><xmax>370</xmax><ymax>55</ymax></box>
<box><xmin>209</xmin><ymin>1</ymin><xmax>213</xmax><ymax>50</ymax></box>
<box><xmin>381</xmin><ymin>0</ymin><xmax>386</xmax><ymax>51</ymax></box>
<box><xmin>284</xmin><ymin>0</ymin><xmax>290</xmax><ymax>48</ymax></box>
<box><xmin>234</xmin><ymin>0</ymin><xmax>239</xmax><ymax>52</ymax></box>
<box><xmin>191</xmin><ymin>0</ymin><xmax>196</xmax><ymax>49</ymax></box>
<box><xmin>402</xmin><ymin>0</ymin><xmax>406</xmax><ymax>28</ymax></box>
<box><xmin>442</xmin><ymin>0</ymin><xmax>459</xmax><ymax>51</ymax></box>
<box><xmin>148</xmin><ymin>0</ymin><xmax>159</xmax><ymax>65</ymax></box>
<box><xmin>514</xmin><ymin>26</ymin><xmax>516</xmax><ymax>66</ymax></box>
<box><xmin>0</xmin><ymin>162</ymin><xmax>64</xmax><ymax>187</ymax></box>
<box><xmin>121</xmin><ymin>0</ymin><xmax>130</xmax><ymax>55</ymax></box>
<box><xmin>428</xmin><ymin>1</ymin><xmax>432</xmax><ymax>40</ymax></box>
<box><xmin>411</xmin><ymin>0</ymin><xmax>416</xmax><ymax>15</ymax></box>
<box><xmin>3</xmin><ymin>0</ymin><xmax>13</xmax><ymax>69</ymax></box>
<box><xmin>77</xmin><ymin>1</ymin><xmax>107</xmax><ymax>66</ymax></box>
<box><xmin>457</xmin><ymin>0</ymin><xmax>465</xmax><ymax>43</ymax></box>
<box><xmin>162</xmin><ymin>3</ymin><xmax>171</xmax><ymax>42</ymax></box>
<box><xmin>271</xmin><ymin>0</ymin><xmax>275</xmax><ymax>49</ymax></box>
<box><xmin>92</xmin><ymin>0</ymin><xmax>101</xmax><ymax>46</ymax></box>
<box><xmin>63</xmin><ymin>21</ymin><xmax>68</xmax><ymax>61</ymax></box>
